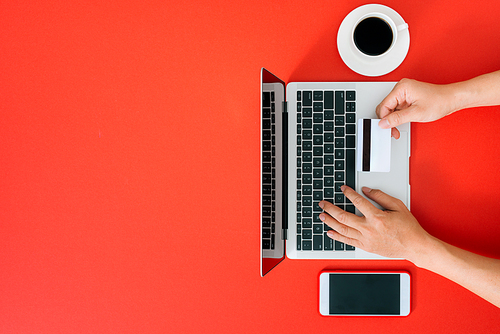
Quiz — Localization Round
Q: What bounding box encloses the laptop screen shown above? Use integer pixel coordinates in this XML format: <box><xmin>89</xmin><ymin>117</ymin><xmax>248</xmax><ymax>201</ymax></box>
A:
<box><xmin>260</xmin><ymin>68</ymin><xmax>286</xmax><ymax>276</ymax></box>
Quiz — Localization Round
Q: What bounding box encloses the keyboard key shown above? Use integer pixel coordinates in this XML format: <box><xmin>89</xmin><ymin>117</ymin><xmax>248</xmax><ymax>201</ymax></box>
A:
<box><xmin>324</xmin><ymin>133</ymin><xmax>334</xmax><ymax>142</ymax></box>
<box><xmin>303</xmin><ymin>229</ymin><xmax>312</xmax><ymax>239</ymax></box>
<box><xmin>324</xmin><ymin>144</ymin><xmax>334</xmax><ymax>153</ymax></box>
<box><xmin>302</xmin><ymin>240</ymin><xmax>312</xmax><ymax>250</ymax></box>
<box><xmin>303</xmin><ymin>91</ymin><xmax>312</xmax><ymax>106</ymax></box>
<box><xmin>335</xmin><ymin>171</ymin><xmax>344</xmax><ymax>181</ymax></box>
<box><xmin>263</xmin><ymin>228</ymin><xmax>271</xmax><ymax>238</ymax></box>
<box><xmin>303</xmin><ymin>107</ymin><xmax>312</xmax><ymax>117</ymax></box>
<box><xmin>324</xmin><ymin>166</ymin><xmax>334</xmax><ymax>175</ymax></box>
<box><xmin>297</xmin><ymin>236</ymin><xmax>301</xmax><ymax>250</ymax></box>
<box><xmin>346</xmin><ymin>149</ymin><xmax>355</xmax><ymax>189</ymax></box>
<box><xmin>303</xmin><ymin>118</ymin><xmax>312</xmax><ymax>128</ymax></box>
<box><xmin>335</xmin><ymin>193</ymin><xmax>345</xmax><ymax>203</ymax></box>
<box><xmin>346</xmin><ymin>135</ymin><xmax>355</xmax><ymax>148</ymax></box>
<box><xmin>313</xmin><ymin>91</ymin><xmax>323</xmax><ymax>101</ymax></box>
<box><xmin>297</xmin><ymin>91</ymin><xmax>301</xmax><ymax>101</ymax></box>
<box><xmin>313</xmin><ymin>135</ymin><xmax>323</xmax><ymax>145</ymax></box>
<box><xmin>303</xmin><ymin>129</ymin><xmax>312</xmax><ymax>139</ymax></box>
<box><xmin>324</xmin><ymin>155</ymin><xmax>334</xmax><ymax>164</ymax></box>
<box><xmin>346</xmin><ymin>124</ymin><xmax>355</xmax><ymax>134</ymax></box>
<box><xmin>324</xmin><ymin>110</ymin><xmax>334</xmax><ymax>120</ymax></box>
<box><xmin>263</xmin><ymin>92</ymin><xmax>271</xmax><ymax>107</ymax></box>
<box><xmin>335</xmin><ymin>91</ymin><xmax>344</xmax><ymax>114</ymax></box>
<box><xmin>303</xmin><ymin>140</ymin><xmax>312</xmax><ymax>151</ymax></box>
<box><xmin>335</xmin><ymin>138</ymin><xmax>345</xmax><ymax>148</ymax></box>
<box><xmin>313</xmin><ymin>168</ymin><xmax>323</xmax><ymax>178</ymax></box>
<box><xmin>303</xmin><ymin>151</ymin><xmax>312</xmax><ymax>162</ymax></box>
<box><xmin>263</xmin><ymin>239</ymin><xmax>270</xmax><ymax>249</ymax></box>
<box><xmin>313</xmin><ymin>224</ymin><xmax>323</xmax><ymax>234</ymax></box>
<box><xmin>303</xmin><ymin>207</ymin><xmax>312</xmax><ymax>217</ymax></box>
<box><xmin>346</xmin><ymin>113</ymin><xmax>356</xmax><ymax>123</ymax></box>
<box><xmin>324</xmin><ymin>233</ymin><xmax>334</xmax><ymax>250</ymax></box>
<box><xmin>302</xmin><ymin>196</ymin><xmax>312</xmax><ymax>206</ymax></box>
<box><xmin>346</xmin><ymin>91</ymin><xmax>355</xmax><ymax>101</ymax></box>
<box><xmin>335</xmin><ymin>240</ymin><xmax>345</xmax><ymax>251</ymax></box>
<box><xmin>313</xmin><ymin>235</ymin><xmax>323</xmax><ymax>250</ymax></box>
<box><xmin>313</xmin><ymin>113</ymin><xmax>323</xmax><ymax>123</ymax></box>
<box><xmin>313</xmin><ymin>158</ymin><xmax>323</xmax><ymax>167</ymax></box>
<box><xmin>346</xmin><ymin>244</ymin><xmax>355</xmax><ymax>251</ymax></box>
<box><xmin>325</xmin><ymin>177</ymin><xmax>334</xmax><ymax>187</ymax></box>
<box><xmin>313</xmin><ymin>146</ymin><xmax>323</xmax><ymax>156</ymax></box>
<box><xmin>313</xmin><ymin>179</ymin><xmax>323</xmax><ymax>189</ymax></box>
<box><xmin>324</xmin><ymin>91</ymin><xmax>334</xmax><ymax>109</ymax></box>
<box><xmin>303</xmin><ymin>163</ymin><xmax>312</xmax><ymax>173</ymax></box>
<box><xmin>302</xmin><ymin>218</ymin><xmax>312</xmax><ymax>228</ymax></box>
<box><xmin>313</xmin><ymin>102</ymin><xmax>323</xmax><ymax>111</ymax></box>
<box><xmin>324</xmin><ymin>188</ymin><xmax>334</xmax><ymax>198</ymax></box>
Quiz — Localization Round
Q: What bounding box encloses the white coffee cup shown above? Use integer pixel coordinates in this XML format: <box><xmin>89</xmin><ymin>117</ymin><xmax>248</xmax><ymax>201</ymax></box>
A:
<box><xmin>351</xmin><ymin>12</ymin><xmax>408</xmax><ymax>58</ymax></box>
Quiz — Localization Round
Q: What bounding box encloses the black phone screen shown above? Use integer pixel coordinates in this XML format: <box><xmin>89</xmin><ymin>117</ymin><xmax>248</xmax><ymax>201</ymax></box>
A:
<box><xmin>329</xmin><ymin>273</ymin><xmax>400</xmax><ymax>315</ymax></box>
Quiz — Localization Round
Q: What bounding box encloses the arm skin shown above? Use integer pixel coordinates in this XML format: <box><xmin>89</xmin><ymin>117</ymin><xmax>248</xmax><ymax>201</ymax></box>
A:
<box><xmin>318</xmin><ymin>71</ymin><xmax>500</xmax><ymax>307</ymax></box>
<box><xmin>319</xmin><ymin>187</ymin><xmax>500</xmax><ymax>308</ymax></box>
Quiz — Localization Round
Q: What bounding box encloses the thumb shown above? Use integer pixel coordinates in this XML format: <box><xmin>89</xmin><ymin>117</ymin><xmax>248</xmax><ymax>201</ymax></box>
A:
<box><xmin>362</xmin><ymin>187</ymin><xmax>403</xmax><ymax>212</ymax></box>
<box><xmin>379</xmin><ymin>105</ymin><xmax>417</xmax><ymax>129</ymax></box>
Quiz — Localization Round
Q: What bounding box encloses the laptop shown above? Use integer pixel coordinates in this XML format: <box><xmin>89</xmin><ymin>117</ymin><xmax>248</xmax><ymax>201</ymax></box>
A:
<box><xmin>260</xmin><ymin>68</ymin><xmax>411</xmax><ymax>276</ymax></box>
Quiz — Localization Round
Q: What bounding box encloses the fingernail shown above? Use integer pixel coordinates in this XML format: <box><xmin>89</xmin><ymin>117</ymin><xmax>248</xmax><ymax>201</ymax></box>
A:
<box><xmin>319</xmin><ymin>213</ymin><xmax>325</xmax><ymax>221</ymax></box>
<box><xmin>318</xmin><ymin>201</ymin><xmax>324</xmax><ymax>209</ymax></box>
<box><xmin>379</xmin><ymin>119</ymin><xmax>390</xmax><ymax>129</ymax></box>
<box><xmin>327</xmin><ymin>230</ymin><xmax>334</xmax><ymax>238</ymax></box>
<box><xmin>362</xmin><ymin>186</ymin><xmax>372</xmax><ymax>193</ymax></box>
<box><xmin>340</xmin><ymin>185</ymin><xmax>346</xmax><ymax>192</ymax></box>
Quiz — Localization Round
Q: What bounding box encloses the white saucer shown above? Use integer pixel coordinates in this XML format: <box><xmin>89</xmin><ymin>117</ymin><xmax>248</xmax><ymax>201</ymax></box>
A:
<box><xmin>337</xmin><ymin>4</ymin><xmax>410</xmax><ymax>77</ymax></box>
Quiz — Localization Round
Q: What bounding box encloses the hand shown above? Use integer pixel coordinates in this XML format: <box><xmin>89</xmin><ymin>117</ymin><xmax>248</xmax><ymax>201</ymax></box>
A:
<box><xmin>376</xmin><ymin>78</ymin><xmax>458</xmax><ymax>139</ymax></box>
<box><xmin>319</xmin><ymin>186</ymin><xmax>432</xmax><ymax>261</ymax></box>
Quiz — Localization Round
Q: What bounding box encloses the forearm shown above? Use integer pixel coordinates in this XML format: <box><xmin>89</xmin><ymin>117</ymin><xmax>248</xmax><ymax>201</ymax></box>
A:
<box><xmin>448</xmin><ymin>70</ymin><xmax>500</xmax><ymax>112</ymax></box>
<box><xmin>411</xmin><ymin>236</ymin><xmax>500</xmax><ymax>307</ymax></box>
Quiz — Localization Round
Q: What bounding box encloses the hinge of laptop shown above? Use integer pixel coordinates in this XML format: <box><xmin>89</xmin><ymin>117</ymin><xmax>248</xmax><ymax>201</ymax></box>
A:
<box><xmin>282</xmin><ymin>228</ymin><xmax>287</xmax><ymax>240</ymax></box>
<box><xmin>282</xmin><ymin>101</ymin><xmax>288</xmax><ymax>113</ymax></box>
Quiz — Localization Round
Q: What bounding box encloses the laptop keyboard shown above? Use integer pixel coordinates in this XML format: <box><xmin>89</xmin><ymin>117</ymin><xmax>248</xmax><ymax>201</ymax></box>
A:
<box><xmin>296</xmin><ymin>90</ymin><xmax>356</xmax><ymax>252</ymax></box>
<box><xmin>262</xmin><ymin>90</ymin><xmax>276</xmax><ymax>250</ymax></box>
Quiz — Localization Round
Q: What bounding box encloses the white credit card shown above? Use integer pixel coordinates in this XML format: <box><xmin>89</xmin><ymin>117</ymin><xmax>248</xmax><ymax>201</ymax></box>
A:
<box><xmin>356</xmin><ymin>119</ymin><xmax>391</xmax><ymax>173</ymax></box>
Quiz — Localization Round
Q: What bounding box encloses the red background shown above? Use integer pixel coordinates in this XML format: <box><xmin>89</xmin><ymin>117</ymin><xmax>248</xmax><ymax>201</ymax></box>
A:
<box><xmin>1</xmin><ymin>0</ymin><xmax>500</xmax><ymax>333</ymax></box>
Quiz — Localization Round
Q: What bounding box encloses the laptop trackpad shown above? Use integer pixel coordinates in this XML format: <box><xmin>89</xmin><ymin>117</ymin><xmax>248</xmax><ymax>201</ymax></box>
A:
<box><xmin>356</xmin><ymin>130</ymin><xmax>410</xmax><ymax>212</ymax></box>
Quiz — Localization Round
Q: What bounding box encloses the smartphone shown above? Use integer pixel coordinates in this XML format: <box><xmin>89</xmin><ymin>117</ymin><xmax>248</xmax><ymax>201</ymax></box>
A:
<box><xmin>319</xmin><ymin>271</ymin><xmax>411</xmax><ymax>316</ymax></box>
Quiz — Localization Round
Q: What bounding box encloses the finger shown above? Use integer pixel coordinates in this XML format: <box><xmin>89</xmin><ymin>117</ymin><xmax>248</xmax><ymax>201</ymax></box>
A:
<box><xmin>319</xmin><ymin>211</ymin><xmax>361</xmax><ymax>240</ymax></box>
<box><xmin>341</xmin><ymin>185</ymin><xmax>378</xmax><ymax>217</ymax></box>
<box><xmin>362</xmin><ymin>187</ymin><xmax>404</xmax><ymax>212</ymax></box>
<box><xmin>326</xmin><ymin>229</ymin><xmax>361</xmax><ymax>250</ymax></box>
<box><xmin>391</xmin><ymin>127</ymin><xmax>401</xmax><ymax>139</ymax></box>
<box><xmin>376</xmin><ymin>89</ymin><xmax>402</xmax><ymax>119</ymax></box>
<box><xmin>319</xmin><ymin>200</ymin><xmax>362</xmax><ymax>229</ymax></box>
<box><xmin>379</xmin><ymin>105</ymin><xmax>416</xmax><ymax>130</ymax></box>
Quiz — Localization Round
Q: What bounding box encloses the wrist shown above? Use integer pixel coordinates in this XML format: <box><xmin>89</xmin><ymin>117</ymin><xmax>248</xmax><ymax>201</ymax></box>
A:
<box><xmin>405</xmin><ymin>234</ymin><xmax>444</xmax><ymax>269</ymax></box>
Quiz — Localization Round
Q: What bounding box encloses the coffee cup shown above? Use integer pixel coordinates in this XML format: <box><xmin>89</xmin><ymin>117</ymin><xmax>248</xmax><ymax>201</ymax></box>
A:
<box><xmin>351</xmin><ymin>12</ymin><xmax>408</xmax><ymax>57</ymax></box>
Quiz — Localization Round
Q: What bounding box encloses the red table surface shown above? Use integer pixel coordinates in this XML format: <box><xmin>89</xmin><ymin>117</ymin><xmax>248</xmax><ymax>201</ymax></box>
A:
<box><xmin>1</xmin><ymin>1</ymin><xmax>500</xmax><ymax>333</ymax></box>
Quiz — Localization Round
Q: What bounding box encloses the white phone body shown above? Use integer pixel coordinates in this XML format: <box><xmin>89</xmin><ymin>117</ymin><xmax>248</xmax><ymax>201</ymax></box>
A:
<box><xmin>319</xmin><ymin>271</ymin><xmax>411</xmax><ymax>316</ymax></box>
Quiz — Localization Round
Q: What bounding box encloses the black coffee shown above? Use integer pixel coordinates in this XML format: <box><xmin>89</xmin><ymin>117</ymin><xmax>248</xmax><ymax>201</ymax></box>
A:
<box><xmin>354</xmin><ymin>17</ymin><xmax>393</xmax><ymax>56</ymax></box>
